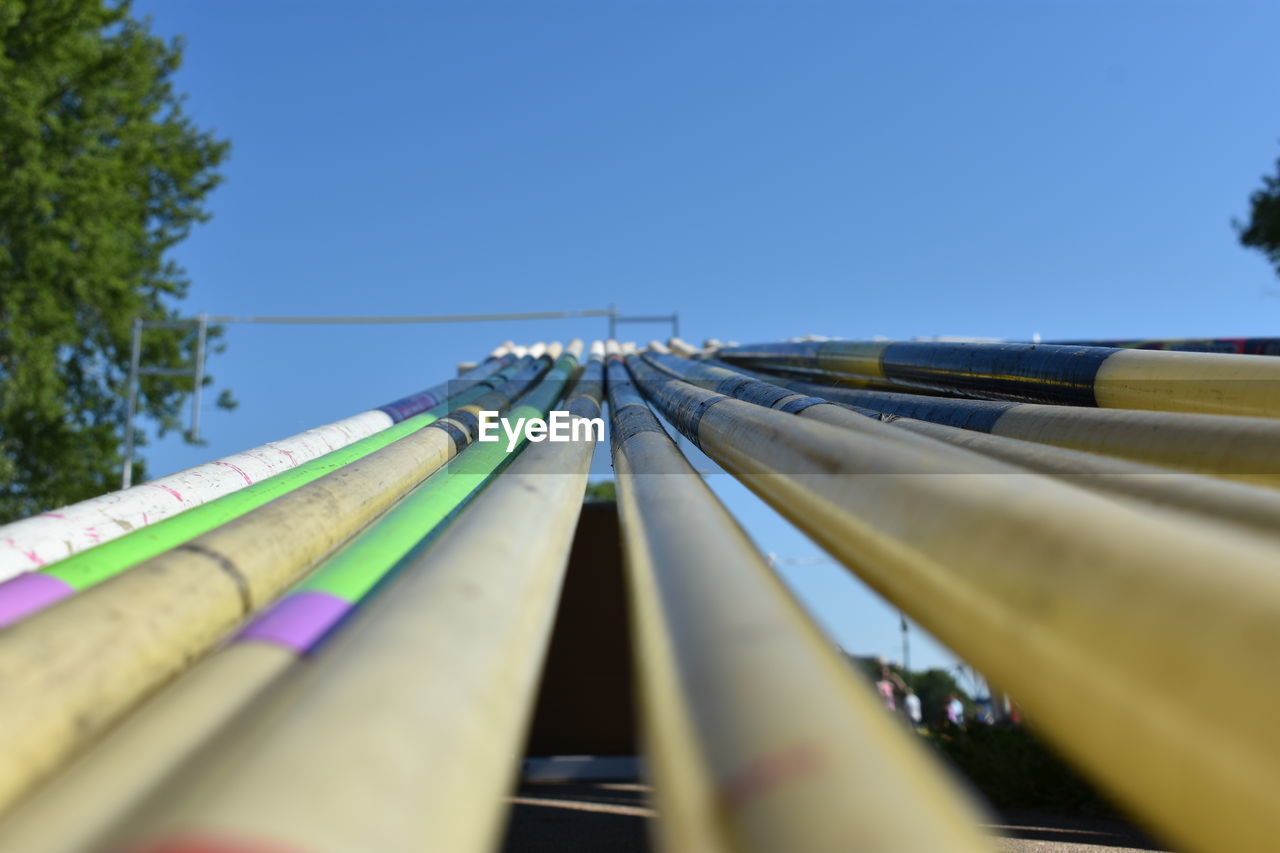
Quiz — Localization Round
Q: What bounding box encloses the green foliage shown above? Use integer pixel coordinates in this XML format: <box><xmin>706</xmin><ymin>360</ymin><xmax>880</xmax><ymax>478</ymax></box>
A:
<box><xmin>931</xmin><ymin>725</ymin><xmax>1120</xmax><ymax>818</ymax></box>
<box><xmin>1238</xmin><ymin>151</ymin><xmax>1280</xmax><ymax>276</ymax></box>
<box><xmin>584</xmin><ymin>480</ymin><xmax>616</xmax><ymax>502</ymax></box>
<box><xmin>0</xmin><ymin>0</ymin><xmax>229</xmax><ymax>521</ymax></box>
<box><xmin>846</xmin><ymin>655</ymin><xmax>1119</xmax><ymax>816</ymax></box>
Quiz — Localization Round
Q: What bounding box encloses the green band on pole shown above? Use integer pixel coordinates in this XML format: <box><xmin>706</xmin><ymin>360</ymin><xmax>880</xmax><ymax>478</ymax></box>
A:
<box><xmin>296</xmin><ymin>354</ymin><xmax>583</xmax><ymax>603</ymax></box>
<box><xmin>44</xmin><ymin>360</ymin><xmax>531</xmax><ymax>592</ymax></box>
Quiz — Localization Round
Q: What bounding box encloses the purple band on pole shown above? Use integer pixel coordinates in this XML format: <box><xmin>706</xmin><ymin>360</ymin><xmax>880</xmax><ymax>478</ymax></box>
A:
<box><xmin>0</xmin><ymin>572</ymin><xmax>76</xmax><ymax>627</ymax></box>
<box><xmin>377</xmin><ymin>390</ymin><xmax>443</xmax><ymax>423</ymax></box>
<box><xmin>235</xmin><ymin>590</ymin><xmax>352</xmax><ymax>653</ymax></box>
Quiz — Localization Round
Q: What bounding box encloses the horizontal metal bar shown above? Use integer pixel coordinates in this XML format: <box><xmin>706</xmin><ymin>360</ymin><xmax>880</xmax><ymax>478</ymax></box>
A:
<box><xmin>139</xmin><ymin>321</ymin><xmax>200</xmax><ymax>330</ymax></box>
<box><xmin>203</xmin><ymin>310</ymin><xmax>614</xmax><ymax>325</ymax></box>
<box><xmin>138</xmin><ymin>367</ymin><xmax>197</xmax><ymax>377</ymax></box>
<box><xmin>613</xmin><ymin>315</ymin><xmax>677</xmax><ymax>324</ymax></box>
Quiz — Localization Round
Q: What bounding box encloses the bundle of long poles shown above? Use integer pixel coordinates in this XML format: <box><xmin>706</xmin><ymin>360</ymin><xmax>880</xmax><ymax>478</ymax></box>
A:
<box><xmin>654</xmin><ymin>335</ymin><xmax>1280</xmax><ymax>852</ymax></box>
<box><xmin>0</xmin><ymin>332</ymin><xmax>1276</xmax><ymax>853</ymax></box>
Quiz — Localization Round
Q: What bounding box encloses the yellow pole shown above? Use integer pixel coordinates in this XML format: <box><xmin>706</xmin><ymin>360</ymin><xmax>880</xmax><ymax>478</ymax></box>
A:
<box><xmin>888</xmin><ymin>415</ymin><xmax>1280</xmax><ymax>541</ymax></box>
<box><xmin>1094</xmin><ymin>347</ymin><xmax>1280</xmax><ymax>415</ymax></box>
<box><xmin>110</xmin><ymin>349</ymin><xmax>600</xmax><ymax>853</ymax></box>
<box><xmin>717</xmin><ymin>339</ymin><xmax>1280</xmax><ymax>417</ymax></box>
<box><xmin>608</xmin><ymin>347</ymin><xmax>992</xmax><ymax>853</ymax></box>
<box><xmin>626</xmin><ymin>353</ymin><xmax>1280</xmax><ymax>853</ymax></box>
<box><xmin>0</xmin><ymin>643</ymin><xmax>297</xmax><ymax>849</ymax></box>
<box><xmin>643</xmin><ymin>348</ymin><xmax>1280</xmax><ymax>540</ymax></box>
<box><xmin>989</xmin><ymin>403</ymin><xmax>1280</xmax><ymax>488</ymax></box>
<box><xmin>714</xmin><ymin>358</ymin><xmax>1280</xmax><ymax>488</ymax></box>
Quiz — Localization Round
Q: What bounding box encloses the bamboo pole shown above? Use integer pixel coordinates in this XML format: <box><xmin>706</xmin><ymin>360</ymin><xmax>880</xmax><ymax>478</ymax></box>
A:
<box><xmin>624</xmin><ymin>353</ymin><xmax>1280</xmax><ymax>853</ymax></box>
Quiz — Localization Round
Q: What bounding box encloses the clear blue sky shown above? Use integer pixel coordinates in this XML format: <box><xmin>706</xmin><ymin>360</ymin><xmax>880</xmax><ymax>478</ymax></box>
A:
<box><xmin>132</xmin><ymin>0</ymin><xmax>1280</xmax><ymax>678</ymax></box>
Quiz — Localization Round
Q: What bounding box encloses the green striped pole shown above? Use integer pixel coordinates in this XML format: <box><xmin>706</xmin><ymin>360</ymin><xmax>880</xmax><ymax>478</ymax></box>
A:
<box><xmin>0</xmin><ymin>347</ymin><xmax>519</xmax><ymax>581</ymax></box>
<box><xmin>0</xmin><ymin>344</ymin><xmax>600</xmax><ymax>853</ymax></box>
<box><xmin>113</xmin><ymin>352</ymin><xmax>602</xmax><ymax>853</ymax></box>
<box><xmin>0</xmin><ymin>349</ymin><xmax>556</xmax><ymax>816</ymax></box>
<box><xmin>0</xmin><ymin>353</ymin><xmax>544</xmax><ymax>628</ymax></box>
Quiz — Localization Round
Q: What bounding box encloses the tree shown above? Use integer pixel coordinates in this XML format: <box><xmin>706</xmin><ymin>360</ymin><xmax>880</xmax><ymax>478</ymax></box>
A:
<box><xmin>0</xmin><ymin>0</ymin><xmax>230</xmax><ymax>521</ymax></box>
<box><xmin>1238</xmin><ymin>151</ymin><xmax>1280</xmax><ymax>277</ymax></box>
<box><xmin>584</xmin><ymin>480</ymin><xmax>616</xmax><ymax>502</ymax></box>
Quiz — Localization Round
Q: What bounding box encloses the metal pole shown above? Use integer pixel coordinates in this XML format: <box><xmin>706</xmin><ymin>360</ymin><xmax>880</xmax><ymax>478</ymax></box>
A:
<box><xmin>191</xmin><ymin>315</ymin><xmax>207</xmax><ymax>441</ymax></box>
<box><xmin>900</xmin><ymin>611</ymin><xmax>910</xmax><ymax>671</ymax></box>
<box><xmin>672</xmin><ymin>313</ymin><xmax>679</xmax><ymax>340</ymax></box>
<box><xmin>121</xmin><ymin>317</ymin><xmax>143</xmax><ymax>489</ymax></box>
<box><xmin>608</xmin><ymin>305</ymin><xmax>616</xmax><ymax>341</ymax></box>
<box><xmin>202</xmin><ymin>309</ymin><xmax>613</xmax><ymax>325</ymax></box>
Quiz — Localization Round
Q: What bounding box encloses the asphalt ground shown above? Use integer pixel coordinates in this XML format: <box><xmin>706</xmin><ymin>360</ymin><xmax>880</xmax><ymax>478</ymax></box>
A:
<box><xmin>499</xmin><ymin>782</ymin><xmax>1174</xmax><ymax>853</ymax></box>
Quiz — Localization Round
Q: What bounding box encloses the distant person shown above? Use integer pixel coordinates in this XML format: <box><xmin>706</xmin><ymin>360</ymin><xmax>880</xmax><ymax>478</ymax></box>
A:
<box><xmin>875</xmin><ymin>663</ymin><xmax>908</xmax><ymax>712</ymax></box>
<box><xmin>946</xmin><ymin>693</ymin><xmax>965</xmax><ymax>728</ymax></box>
<box><xmin>875</xmin><ymin>666</ymin><xmax>897</xmax><ymax>711</ymax></box>
<box><xmin>903</xmin><ymin>688</ymin><xmax>923</xmax><ymax>730</ymax></box>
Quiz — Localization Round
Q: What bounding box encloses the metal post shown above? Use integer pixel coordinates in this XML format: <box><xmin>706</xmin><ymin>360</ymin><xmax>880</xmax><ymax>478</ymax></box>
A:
<box><xmin>121</xmin><ymin>317</ymin><xmax>143</xmax><ymax>489</ymax></box>
<box><xmin>191</xmin><ymin>314</ymin><xmax>208</xmax><ymax>441</ymax></box>
<box><xmin>900</xmin><ymin>611</ymin><xmax>910</xmax><ymax>671</ymax></box>
<box><xmin>672</xmin><ymin>313</ymin><xmax>679</xmax><ymax>340</ymax></box>
<box><xmin>608</xmin><ymin>304</ymin><xmax>617</xmax><ymax>341</ymax></box>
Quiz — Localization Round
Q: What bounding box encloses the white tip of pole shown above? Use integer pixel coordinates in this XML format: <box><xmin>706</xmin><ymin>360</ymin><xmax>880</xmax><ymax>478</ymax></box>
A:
<box><xmin>646</xmin><ymin>339</ymin><xmax>669</xmax><ymax>353</ymax></box>
<box><xmin>703</xmin><ymin>338</ymin><xmax>723</xmax><ymax>350</ymax></box>
<box><xmin>512</xmin><ymin>344</ymin><xmax>529</xmax><ymax>358</ymax></box>
<box><xmin>489</xmin><ymin>343</ymin><xmax>510</xmax><ymax>359</ymax></box>
<box><xmin>529</xmin><ymin>342</ymin><xmax>547</xmax><ymax>358</ymax></box>
<box><xmin>546</xmin><ymin>341</ymin><xmax>564</xmax><ymax>360</ymax></box>
<box><xmin>589</xmin><ymin>340</ymin><xmax>606</xmax><ymax>358</ymax></box>
<box><xmin>667</xmin><ymin>337</ymin><xmax>697</xmax><ymax>357</ymax></box>
<box><xmin>565</xmin><ymin>339</ymin><xmax>584</xmax><ymax>359</ymax></box>
<box><xmin>621</xmin><ymin>341</ymin><xmax>639</xmax><ymax>355</ymax></box>
<box><xmin>605</xmin><ymin>340</ymin><xmax>622</xmax><ymax>357</ymax></box>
